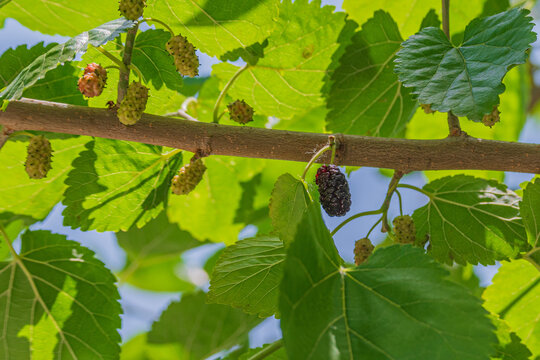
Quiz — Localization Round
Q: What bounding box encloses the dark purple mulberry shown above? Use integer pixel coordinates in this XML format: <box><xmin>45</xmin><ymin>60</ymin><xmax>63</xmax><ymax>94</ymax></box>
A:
<box><xmin>315</xmin><ymin>165</ymin><xmax>351</xmax><ymax>217</ymax></box>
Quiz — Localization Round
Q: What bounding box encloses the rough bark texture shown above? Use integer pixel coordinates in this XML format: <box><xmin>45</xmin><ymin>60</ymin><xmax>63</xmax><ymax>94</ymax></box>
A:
<box><xmin>1</xmin><ymin>99</ymin><xmax>539</xmax><ymax>173</ymax></box>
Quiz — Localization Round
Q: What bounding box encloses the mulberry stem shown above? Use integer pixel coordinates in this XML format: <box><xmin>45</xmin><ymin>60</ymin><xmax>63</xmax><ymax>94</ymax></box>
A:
<box><xmin>213</xmin><ymin>64</ymin><xmax>249</xmax><ymax>123</ymax></box>
<box><xmin>141</xmin><ymin>18</ymin><xmax>175</xmax><ymax>35</ymax></box>
<box><xmin>94</xmin><ymin>46</ymin><xmax>127</xmax><ymax>72</ymax></box>
<box><xmin>301</xmin><ymin>144</ymin><xmax>330</xmax><ymax>181</ymax></box>
<box><xmin>331</xmin><ymin>209</ymin><xmax>383</xmax><ymax>236</ymax></box>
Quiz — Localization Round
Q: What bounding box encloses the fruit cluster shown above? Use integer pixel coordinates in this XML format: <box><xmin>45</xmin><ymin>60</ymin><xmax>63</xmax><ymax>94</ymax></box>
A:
<box><xmin>315</xmin><ymin>165</ymin><xmax>351</xmax><ymax>217</ymax></box>
<box><xmin>117</xmin><ymin>82</ymin><xmax>149</xmax><ymax>126</ymax></box>
<box><xmin>119</xmin><ymin>0</ymin><xmax>146</xmax><ymax>20</ymax></box>
<box><xmin>354</xmin><ymin>238</ymin><xmax>374</xmax><ymax>266</ymax></box>
<box><xmin>78</xmin><ymin>63</ymin><xmax>108</xmax><ymax>98</ymax></box>
<box><xmin>228</xmin><ymin>100</ymin><xmax>255</xmax><ymax>124</ymax></box>
<box><xmin>25</xmin><ymin>135</ymin><xmax>53</xmax><ymax>179</ymax></box>
<box><xmin>166</xmin><ymin>35</ymin><xmax>200</xmax><ymax>78</ymax></box>
<box><xmin>171</xmin><ymin>157</ymin><xmax>207</xmax><ymax>195</ymax></box>
<box><xmin>393</xmin><ymin>215</ymin><xmax>416</xmax><ymax>244</ymax></box>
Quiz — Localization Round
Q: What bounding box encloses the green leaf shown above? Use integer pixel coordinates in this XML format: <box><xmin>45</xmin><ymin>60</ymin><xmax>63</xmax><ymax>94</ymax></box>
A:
<box><xmin>23</xmin><ymin>63</ymin><xmax>87</xmax><ymax>105</ymax></box>
<box><xmin>326</xmin><ymin>11</ymin><xmax>416</xmax><ymax>137</ymax></box>
<box><xmin>0</xmin><ymin>43</ymin><xmax>55</xmax><ymax>88</ymax></box>
<box><xmin>482</xmin><ymin>0</ymin><xmax>510</xmax><ymax>17</ymax></box>
<box><xmin>520</xmin><ymin>178</ymin><xmax>540</xmax><ymax>248</ymax></box>
<box><xmin>116</xmin><ymin>213</ymin><xmax>205</xmax><ymax>292</ymax></box>
<box><xmin>0</xmin><ymin>43</ymin><xmax>86</xmax><ymax>104</ymax></box>
<box><xmin>269</xmin><ymin>174</ymin><xmax>311</xmax><ymax>246</ymax></box>
<box><xmin>483</xmin><ymin>259</ymin><xmax>540</xmax><ymax>358</ymax></box>
<box><xmin>412</xmin><ymin>175</ymin><xmax>528</xmax><ymax>265</ymax></box>
<box><xmin>207</xmin><ymin>236</ymin><xmax>285</xmax><ymax>317</ymax></box>
<box><xmin>167</xmin><ymin>156</ymin><xmax>262</xmax><ymax>244</ymax></box>
<box><xmin>233</xmin><ymin>343</ymin><xmax>287</xmax><ymax>360</ymax></box>
<box><xmin>395</xmin><ymin>8</ymin><xmax>536</xmax><ymax>122</ymax></box>
<box><xmin>420</xmin><ymin>9</ymin><xmax>441</xmax><ymax>29</ymax></box>
<box><xmin>212</xmin><ymin>0</ymin><xmax>348</xmax><ymax>119</ymax></box>
<box><xmin>0</xmin><ymin>18</ymin><xmax>134</xmax><ymax>106</ymax></box>
<box><xmin>62</xmin><ymin>138</ymin><xmax>183</xmax><ymax>232</ymax></box>
<box><xmin>280</xmin><ymin>204</ymin><xmax>496</xmax><ymax>360</ymax></box>
<box><xmin>0</xmin><ymin>230</ymin><xmax>122</xmax><ymax>359</ymax></box>
<box><xmin>148</xmin><ymin>292</ymin><xmax>261</xmax><ymax>359</ymax></box>
<box><xmin>405</xmin><ymin>64</ymin><xmax>529</xmax><ymax>182</ymax></box>
<box><xmin>492</xmin><ymin>317</ymin><xmax>533</xmax><ymax>360</ymax></box>
<box><xmin>0</xmin><ymin>0</ymin><xmax>119</xmax><ymax>36</ymax></box>
<box><xmin>0</xmin><ymin>135</ymin><xmax>89</xmax><ymax>219</ymax></box>
<box><xmin>343</xmin><ymin>0</ymin><xmax>484</xmax><ymax>40</ymax></box>
<box><xmin>145</xmin><ymin>0</ymin><xmax>278</xmax><ymax>57</ymax></box>
<box><xmin>0</xmin><ymin>213</ymin><xmax>36</xmax><ymax>261</ymax></box>
<box><xmin>132</xmin><ymin>29</ymin><xmax>183</xmax><ymax>91</ymax></box>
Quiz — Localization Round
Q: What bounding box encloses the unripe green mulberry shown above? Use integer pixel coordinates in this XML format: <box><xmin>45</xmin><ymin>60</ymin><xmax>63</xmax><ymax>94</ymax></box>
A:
<box><xmin>166</xmin><ymin>35</ymin><xmax>199</xmax><ymax>77</ymax></box>
<box><xmin>354</xmin><ymin>238</ymin><xmax>374</xmax><ymax>266</ymax></box>
<box><xmin>228</xmin><ymin>100</ymin><xmax>254</xmax><ymax>125</ymax></box>
<box><xmin>25</xmin><ymin>135</ymin><xmax>53</xmax><ymax>179</ymax></box>
<box><xmin>117</xmin><ymin>82</ymin><xmax>149</xmax><ymax>125</ymax></box>
<box><xmin>119</xmin><ymin>0</ymin><xmax>145</xmax><ymax>20</ymax></box>
<box><xmin>393</xmin><ymin>215</ymin><xmax>416</xmax><ymax>244</ymax></box>
<box><xmin>171</xmin><ymin>157</ymin><xmax>206</xmax><ymax>195</ymax></box>
<box><xmin>482</xmin><ymin>106</ymin><xmax>500</xmax><ymax>127</ymax></box>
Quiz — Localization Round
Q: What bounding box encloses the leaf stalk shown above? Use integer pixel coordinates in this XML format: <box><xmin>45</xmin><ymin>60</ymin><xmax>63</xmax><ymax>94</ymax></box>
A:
<box><xmin>213</xmin><ymin>64</ymin><xmax>250</xmax><ymax>123</ymax></box>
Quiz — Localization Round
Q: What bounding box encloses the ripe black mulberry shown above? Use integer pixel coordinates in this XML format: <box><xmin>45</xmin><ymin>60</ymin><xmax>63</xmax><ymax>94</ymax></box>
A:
<box><xmin>315</xmin><ymin>165</ymin><xmax>351</xmax><ymax>217</ymax></box>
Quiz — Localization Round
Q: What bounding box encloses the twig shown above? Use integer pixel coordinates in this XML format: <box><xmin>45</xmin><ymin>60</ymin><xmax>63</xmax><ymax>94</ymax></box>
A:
<box><xmin>441</xmin><ymin>0</ymin><xmax>463</xmax><ymax>136</ymax></box>
<box><xmin>381</xmin><ymin>171</ymin><xmax>404</xmax><ymax>232</ymax></box>
<box><xmin>118</xmin><ymin>24</ymin><xmax>139</xmax><ymax>103</ymax></box>
<box><xmin>331</xmin><ymin>209</ymin><xmax>383</xmax><ymax>236</ymax></box>
<box><xmin>142</xmin><ymin>18</ymin><xmax>174</xmax><ymax>35</ymax></box>
<box><xmin>164</xmin><ymin>109</ymin><xmax>198</xmax><ymax>122</ymax></box>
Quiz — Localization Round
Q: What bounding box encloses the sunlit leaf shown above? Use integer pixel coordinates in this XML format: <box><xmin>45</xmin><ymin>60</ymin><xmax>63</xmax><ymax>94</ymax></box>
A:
<box><xmin>145</xmin><ymin>0</ymin><xmax>278</xmax><ymax>57</ymax></box>
<box><xmin>0</xmin><ymin>19</ymin><xmax>134</xmax><ymax>107</ymax></box>
<box><xmin>483</xmin><ymin>259</ymin><xmax>540</xmax><ymax>358</ymax></box>
<box><xmin>212</xmin><ymin>0</ymin><xmax>348</xmax><ymax>119</ymax></box>
<box><xmin>62</xmin><ymin>138</ymin><xmax>182</xmax><ymax>232</ymax></box>
<box><xmin>0</xmin><ymin>135</ymin><xmax>89</xmax><ymax>219</ymax></box>
<box><xmin>0</xmin><ymin>230</ymin><xmax>122</xmax><ymax>359</ymax></box>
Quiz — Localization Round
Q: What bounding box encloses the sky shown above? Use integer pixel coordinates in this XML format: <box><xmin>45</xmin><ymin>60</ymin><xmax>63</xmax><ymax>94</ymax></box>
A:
<box><xmin>1</xmin><ymin>0</ymin><xmax>539</xmax><ymax>349</ymax></box>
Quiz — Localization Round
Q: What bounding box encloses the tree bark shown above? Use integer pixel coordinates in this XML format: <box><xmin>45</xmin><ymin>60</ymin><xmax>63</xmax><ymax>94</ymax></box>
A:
<box><xmin>1</xmin><ymin>99</ymin><xmax>539</xmax><ymax>173</ymax></box>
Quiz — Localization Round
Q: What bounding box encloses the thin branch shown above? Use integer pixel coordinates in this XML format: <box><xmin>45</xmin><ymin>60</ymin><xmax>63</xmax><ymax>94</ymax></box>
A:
<box><xmin>301</xmin><ymin>143</ymin><xmax>331</xmax><ymax>180</ymax></box>
<box><xmin>118</xmin><ymin>24</ymin><xmax>139</xmax><ymax>103</ymax></box>
<box><xmin>164</xmin><ymin>109</ymin><xmax>198</xmax><ymax>122</ymax></box>
<box><xmin>331</xmin><ymin>209</ymin><xmax>383</xmax><ymax>236</ymax></box>
<box><xmin>442</xmin><ymin>0</ymin><xmax>463</xmax><ymax>136</ymax></box>
<box><xmin>381</xmin><ymin>171</ymin><xmax>404</xmax><ymax>232</ymax></box>
<box><xmin>1</xmin><ymin>99</ymin><xmax>539</xmax><ymax>173</ymax></box>
<box><xmin>442</xmin><ymin>0</ymin><xmax>450</xmax><ymax>38</ymax></box>
<box><xmin>142</xmin><ymin>17</ymin><xmax>174</xmax><ymax>35</ymax></box>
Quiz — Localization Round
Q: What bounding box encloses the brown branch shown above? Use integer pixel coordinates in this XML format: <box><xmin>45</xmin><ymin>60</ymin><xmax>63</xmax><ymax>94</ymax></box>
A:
<box><xmin>1</xmin><ymin>99</ymin><xmax>539</xmax><ymax>173</ymax></box>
